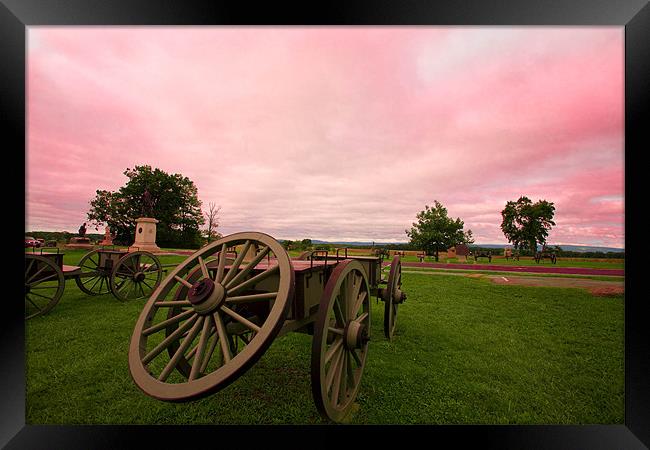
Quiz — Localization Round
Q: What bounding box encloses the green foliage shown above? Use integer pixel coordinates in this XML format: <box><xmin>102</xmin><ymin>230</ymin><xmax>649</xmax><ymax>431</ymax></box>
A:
<box><xmin>281</xmin><ymin>239</ymin><xmax>314</xmax><ymax>251</ymax></box>
<box><xmin>87</xmin><ymin>165</ymin><xmax>205</xmax><ymax>249</ymax></box>
<box><xmin>501</xmin><ymin>196</ymin><xmax>556</xmax><ymax>252</ymax></box>
<box><xmin>27</xmin><ymin>230</ymin><xmax>99</xmax><ymax>244</ymax></box>
<box><xmin>405</xmin><ymin>201</ymin><xmax>474</xmax><ymax>261</ymax></box>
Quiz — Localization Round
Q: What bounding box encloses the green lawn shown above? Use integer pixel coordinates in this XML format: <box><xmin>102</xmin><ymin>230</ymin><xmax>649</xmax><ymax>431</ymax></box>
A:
<box><xmin>25</xmin><ymin>253</ymin><xmax>624</xmax><ymax>425</ymax></box>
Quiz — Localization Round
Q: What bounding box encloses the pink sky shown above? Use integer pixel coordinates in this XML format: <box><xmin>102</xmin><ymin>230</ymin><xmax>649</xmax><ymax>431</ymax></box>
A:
<box><xmin>26</xmin><ymin>27</ymin><xmax>624</xmax><ymax>247</ymax></box>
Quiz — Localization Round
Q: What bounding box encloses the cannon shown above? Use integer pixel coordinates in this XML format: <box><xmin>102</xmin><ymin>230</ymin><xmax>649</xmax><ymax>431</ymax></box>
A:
<box><xmin>24</xmin><ymin>247</ymin><xmax>165</xmax><ymax>320</ymax></box>
<box><xmin>471</xmin><ymin>249</ymin><xmax>492</xmax><ymax>263</ymax></box>
<box><xmin>534</xmin><ymin>246</ymin><xmax>557</xmax><ymax>264</ymax></box>
<box><xmin>128</xmin><ymin>232</ymin><xmax>407</xmax><ymax>423</ymax></box>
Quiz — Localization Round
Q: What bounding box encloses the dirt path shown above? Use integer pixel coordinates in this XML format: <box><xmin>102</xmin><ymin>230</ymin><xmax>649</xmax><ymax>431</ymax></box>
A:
<box><xmin>487</xmin><ymin>275</ymin><xmax>624</xmax><ymax>296</ymax></box>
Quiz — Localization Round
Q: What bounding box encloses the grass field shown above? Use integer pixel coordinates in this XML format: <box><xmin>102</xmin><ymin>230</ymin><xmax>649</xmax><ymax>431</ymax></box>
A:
<box><xmin>25</xmin><ymin>249</ymin><xmax>624</xmax><ymax>425</ymax></box>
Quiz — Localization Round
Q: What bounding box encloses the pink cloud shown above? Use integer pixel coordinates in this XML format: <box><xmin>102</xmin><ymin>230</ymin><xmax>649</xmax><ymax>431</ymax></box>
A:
<box><xmin>26</xmin><ymin>27</ymin><xmax>624</xmax><ymax>248</ymax></box>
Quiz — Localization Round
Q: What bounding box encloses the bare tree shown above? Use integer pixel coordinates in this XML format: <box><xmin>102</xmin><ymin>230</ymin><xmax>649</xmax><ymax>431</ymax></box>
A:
<box><xmin>204</xmin><ymin>203</ymin><xmax>222</xmax><ymax>243</ymax></box>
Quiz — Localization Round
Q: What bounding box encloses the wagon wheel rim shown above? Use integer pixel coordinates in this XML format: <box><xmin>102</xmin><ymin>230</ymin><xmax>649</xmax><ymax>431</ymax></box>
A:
<box><xmin>384</xmin><ymin>256</ymin><xmax>402</xmax><ymax>340</ymax></box>
<box><xmin>74</xmin><ymin>249</ymin><xmax>111</xmax><ymax>295</ymax></box>
<box><xmin>296</xmin><ymin>251</ymin><xmax>312</xmax><ymax>260</ymax></box>
<box><xmin>25</xmin><ymin>254</ymin><xmax>65</xmax><ymax>320</ymax></box>
<box><xmin>311</xmin><ymin>260</ymin><xmax>370</xmax><ymax>422</ymax></box>
<box><xmin>129</xmin><ymin>232</ymin><xmax>294</xmax><ymax>401</ymax></box>
<box><xmin>110</xmin><ymin>251</ymin><xmax>163</xmax><ymax>301</ymax></box>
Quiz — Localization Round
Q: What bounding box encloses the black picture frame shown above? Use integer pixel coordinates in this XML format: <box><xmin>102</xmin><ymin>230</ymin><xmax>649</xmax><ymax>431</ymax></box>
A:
<box><xmin>4</xmin><ymin>0</ymin><xmax>648</xmax><ymax>448</ymax></box>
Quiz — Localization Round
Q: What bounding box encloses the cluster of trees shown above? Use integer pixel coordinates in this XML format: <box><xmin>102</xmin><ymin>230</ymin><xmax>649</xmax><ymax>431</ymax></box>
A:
<box><xmin>405</xmin><ymin>201</ymin><xmax>474</xmax><ymax>261</ymax></box>
<box><xmin>86</xmin><ymin>165</ymin><xmax>212</xmax><ymax>249</ymax></box>
<box><xmin>281</xmin><ymin>239</ymin><xmax>317</xmax><ymax>251</ymax></box>
<box><xmin>405</xmin><ymin>196</ymin><xmax>561</xmax><ymax>260</ymax></box>
<box><xmin>500</xmin><ymin>196</ymin><xmax>556</xmax><ymax>254</ymax></box>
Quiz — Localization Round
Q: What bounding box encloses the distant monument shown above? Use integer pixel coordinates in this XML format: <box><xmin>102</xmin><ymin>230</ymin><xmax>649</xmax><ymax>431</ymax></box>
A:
<box><xmin>129</xmin><ymin>188</ymin><xmax>160</xmax><ymax>252</ymax></box>
<box><xmin>66</xmin><ymin>222</ymin><xmax>94</xmax><ymax>249</ymax></box>
<box><xmin>99</xmin><ymin>226</ymin><xmax>114</xmax><ymax>246</ymax></box>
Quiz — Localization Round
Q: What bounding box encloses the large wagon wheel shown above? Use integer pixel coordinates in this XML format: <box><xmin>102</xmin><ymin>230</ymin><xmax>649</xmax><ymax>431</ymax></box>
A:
<box><xmin>25</xmin><ymin>254</ymin><xmax>65</xmax><ymax>320</ymax></box>
<box><xmin>74</xmin><ymin>249</ymin><xmax>112</xmax><ymax>295</ymax></box>
<box><xmin>110</xmin><ymin>251</ymin><xmax>163</xmax><ymax>301</ymax></box>
<box><xmin>383</xmin><ymin>255</ymin><xmax>406</xmax><ymax>340</ymax></box>
<box><xmin>311</xmin><ymin>260</ymin><xmax>371</xmax><ymax>423</ymax></box>
<box><xmin>129</xmin><ymin>232</ymin><xmax>295</xmax><ymax>402</ymax></box>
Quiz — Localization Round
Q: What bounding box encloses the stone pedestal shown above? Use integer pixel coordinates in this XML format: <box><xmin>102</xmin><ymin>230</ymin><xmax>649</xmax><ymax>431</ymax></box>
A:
<box><xmin>65</xmin><ymin>237</ymin><xmax>94</xmax><ymax>250</ymax></box>
<box><xmin>99</xmin><ymin>227</ymin><xmax>114</xmax><ymax>246</ymax></box>
<box><xmin>129</xmin><ymin>217</ymin><xmax>161</xmax><ymax>252</ymax></box>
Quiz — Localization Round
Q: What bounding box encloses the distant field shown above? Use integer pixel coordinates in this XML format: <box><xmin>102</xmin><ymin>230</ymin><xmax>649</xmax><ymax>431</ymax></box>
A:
<box><xmin>25</xmin><ymin>252</ymin><xmax>623</xmax><ymax>425</ymax></box>
<box><xmin>397</xmin><ymin>255</ymin><xmax>624</xmax><ymax>269</ymax></box>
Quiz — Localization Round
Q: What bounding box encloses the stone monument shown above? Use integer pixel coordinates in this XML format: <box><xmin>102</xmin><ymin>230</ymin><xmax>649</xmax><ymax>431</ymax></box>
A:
<box><xmin>99</xmin><ymin>226</ymin><xmax>114</xmax><ymax>246</ymax></box>
<box><xmin>66</xmin><ymin>222</ymin><xmax>94</xmax><ymax>249</ymax></box>
<box><xmin>129</xmin><ymin>188</ymin><xmax>160</xmax><ymax>252</ymax></box>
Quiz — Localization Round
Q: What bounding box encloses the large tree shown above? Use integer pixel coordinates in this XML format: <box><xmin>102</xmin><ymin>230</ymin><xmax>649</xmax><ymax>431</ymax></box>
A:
<box><xmin>405</xmin><ymin>201</ymin><xmax>474</xmax><ymax>261</ymax></box>
<box><xmin>500</xmin><ymin>196</ymin><xmax>555</xmax><ymax>253</ymax></box>
<box><xmin>87</xmin><ymin>165</ymin><xmax>205</xmax><ymax>248</ymax></box>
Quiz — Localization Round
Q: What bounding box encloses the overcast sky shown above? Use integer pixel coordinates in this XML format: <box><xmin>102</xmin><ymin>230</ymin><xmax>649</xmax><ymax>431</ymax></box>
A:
<box><xmin>26</xmin><ymin>27</ymin><xmax>624</xmax><ymax>247</ymax></box>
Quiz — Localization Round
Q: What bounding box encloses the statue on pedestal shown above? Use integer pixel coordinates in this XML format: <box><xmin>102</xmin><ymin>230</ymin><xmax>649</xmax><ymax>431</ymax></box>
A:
<box><xmin>100</xmin><ymin>225</ymin><xmax>114</xmax><ymax>245</ymax></box>
<box><xmin>78</xmin><ymin>222</ymin><xmax>87</xmax><ymax>237</ymax></box>
<box><xmin>142</xmin><ymin>188</ymin><xmax>154</xmax><ymax>218</ymax></box>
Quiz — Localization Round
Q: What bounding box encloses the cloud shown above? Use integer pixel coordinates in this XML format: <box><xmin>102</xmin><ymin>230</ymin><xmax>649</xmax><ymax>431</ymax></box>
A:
<box><xmin>26</xmin><ymin>27</ymin><xmax>624</xmax><ymax>247</ymax></box>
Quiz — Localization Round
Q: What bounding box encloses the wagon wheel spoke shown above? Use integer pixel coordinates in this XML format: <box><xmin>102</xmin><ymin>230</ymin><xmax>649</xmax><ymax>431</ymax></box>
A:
<box><xmin>227</xmin><ymin>265</ymin><xmax>279</xmax><ymax>297</ymax></box>
<box><xmin>200</xmin><ymin>321</ymin><xmax>221</xmax><ymax>373</ymax></box>
<box><xmin>214</xmin><ymin>243</ymin><xmax>228</xmax><ymax>282</ymax></box>
<box><xmin>221</xmin><ymin>240</ymin><xmax>252</xmax><ymax>286</ymax></box>
<box><xmin>189</xmin><ymin>318</ymin><xmax>213</xmax><ymax>380</ymax></box>
<box><xmin>224</xmin><ymin>246</ymin><xmax>271</xmax><ymax>290</ymax></box>
<box><xmin>28</xmin><ymin>272</ymin><xmax>58</xmax><ymax>287</ymax></box>
<box><xmin>142</xmin><ymin>314</ymin><xmax>199</xmax><ymax>365</ymax></box>
<box><xmin>159</xmin><ymin>316</ymin><xmax>205</xmax><ymax>381</ymax></box>
<box><xmin>26</xmin><ymin>265</ymin><xmax>50</xmax><ymax>284</ymax></box>
<box><xmin>226</xmin><ymin>291</ymin><xmax>277</xmax><ymax>304</ymax></box>
<box><xmin>25</xmin><ymin>294</ymin><xmax>44</xmax><ymax>311</ymax></box>
<box><xmin>213</xmin><ymin>311</ymin><xmax>232</xmax><ymax>363</ymax></box>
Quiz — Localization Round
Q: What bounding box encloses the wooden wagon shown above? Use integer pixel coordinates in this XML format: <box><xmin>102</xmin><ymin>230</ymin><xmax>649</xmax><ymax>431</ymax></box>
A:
<box><xmin>128</xmin><ymin>232</ymin><xmax>406</xmax><ymax>422</ymax></box>
<box><xmin>24</xmin><ymin>247</ymin><xmax>164</xmax><ymax>320</ymax></box>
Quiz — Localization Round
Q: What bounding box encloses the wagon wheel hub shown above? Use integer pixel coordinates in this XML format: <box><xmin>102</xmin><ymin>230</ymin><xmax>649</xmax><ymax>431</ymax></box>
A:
<box><xmin>188</xmin><ymin>278</ymin><xmax>226</xmax><ymax>315</ymax></box>
<box><xmin>394</xmin><ymin>288</ymin><xmax>407</xmax><ymax>304</ymax></box>
<box><xmin>344</xmin><ymin>321</ymin><xmax>369</xmax><ymax>350</ymax></box>
<box><xmin>134</xmin><ymin>271</ymin><xmax>146</xmax><ymax>282</ymax></box>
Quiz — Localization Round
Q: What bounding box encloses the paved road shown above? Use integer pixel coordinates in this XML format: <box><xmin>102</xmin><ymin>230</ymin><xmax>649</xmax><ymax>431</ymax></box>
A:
<box><xmin>398</xmin><ymin>262</ymin><xmax>624</xmax><ymax>277</ymax></box>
